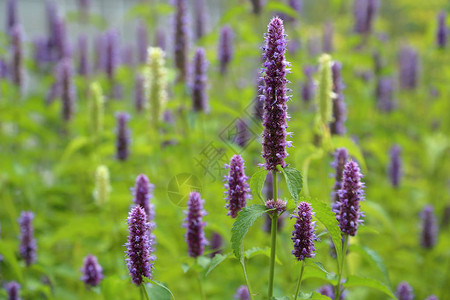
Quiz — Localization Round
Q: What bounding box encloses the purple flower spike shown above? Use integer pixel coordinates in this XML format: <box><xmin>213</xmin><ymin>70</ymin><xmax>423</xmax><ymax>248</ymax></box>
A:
<box><xmin>331</xmin><ymin>148</ymin><xmax>349</xmax><ymax>208</ymax></box>
<box><xmin>336</xmin><ymin>160</ymin><xmax>365</xmax><ymax>236</ymax></box>
<box><xmin>174</xmin><ymin>0</ymin><xmax>188</xmax><ymax>82</ymax></box>
<box><xmin>5</xmin><ymin>281</ymin><xmax>20</xmax><ymax>300</ymax></box>
<box><xmin>420</xmin><ymin>205</ymin><xmax>438</xmax><ymax>249</ymax></box>
<box><xmin>376</xmin><ymin>77</ymin><xmax>395</xmax><ymax>112</ymax></box>
<box><xmin>54</xmin><ymin>15</ymin><xmax>71</xmax><ymax>60</ymax></box>
<box><xmin>224</xmin><ymin>155</ymin><xmax>251</xmax><ymax>218</ymax></box>
<box><xmin>388</xmin><ymin>145</ymin><xmax>402</xmax><ymax>188</ymax></box>
<box><xmin>184</xmin><ymin>192</ymin><xmax>208</xmax><ymax>258</ymax></box>
<box><xmin>10</xmin><ymin>25</ymin><xmax>23</xmax><ymax>89</ymax></box>
<box><xmin>250</xmin><ymin>0</ymin><xmax>264</xmax><ymax>14</ymax></box>
<box><xmin>192</xmin><ymin>48</ymin><xmax>209</xmax><ymax>113</ymax></box>
<box><xmin>58</xmin><ymin>59</ymin><xmax>76</xmax><ymax>121</ymax></box>
<box><xmin>234</xmin><ymin>119</ymin><xmax>251</xmax><ymax>148</ymax></box>
<box><xmin>234</xmin><ymin>285</ymin><xmax>250</xmax><ymax>300</ymax></box>
<box><xmin>116</xmin><ymin>112</ymin><xmax>130</xmax><ymax>161</ymax></box>
<box><xmin>77</xmin><ymin>35</ymin><xmax>89</xmax><ymax>76</ymax></box>
<box><xmin>125</xmin><ymin>206</ymin><xmax>154</xmax><ymax>285</ymax></box>
<box><xmin>261</xmin><ymin>17</ymin><xmax>291</xmax><ymax>171</ymax></box>
<box><xmin>398</xmin><ymin>46</ymin><xmax>419</xmax><ymax>90</ymax></box>
<box><xmin>194</xmin><ymin>0</ymin><xmax>207</xmax><ymax>39</ymax></box>
<box><xmin>218</xmin><ymin>25</ymin><xmax>234</xmax><ymax>75</ymax></box>
<box><xmin>18</xmin><ymin>211</ymin><xmax>37</xmax><ymax>266</ymax></box>
<box><xmin>330</xmin><ymin>61</ymin><xmax>346</xmax><ymax>135</ymax></box>
<box><xmin>137</xmin><ymin>20</ymin><xmax>148</xmax><ymax>64</ymax></box>
<box><xmin>426</xmin><ymin>295</ymin><xmax>439</xmax><ymax>300</ymax></box>
<box><xmin>134</xmin><ymin>74</ymin><xmax>145</xmax><ymax>113</ymax></box>
<box><xmin>209</xmin><ymin>232</ymin><xmax>223</xmax><ymax>258</ymax></box>
<box><xmin>33</xmin><ymin>37</ymin><xmax>52</xmax><ymax>68</ymax></box>
<box><xmin>81</xmin><ymin>255</ymin><xmax>103</xmax><ymax>287</ymax></box>
<box><xmin>120</xmin><ymin>45</ymin><xmax>134</xmax><ymax>67</ymax></box>
<box><xmin>105</xmin><ymin>30</ymin><xmax>119</xmax><ymax>80</ymax></box>
<box><xmin>291</xmin><ymin>202</ymin><xmax>317</xmax><ymax>261</ymax></box>
<box><xmin>436</xmin><ymin>11</ymin><xmax>447</xmax><ymax>49</ymax></box>
<box><xmin>6</xmin><ymin>0</ymin><xmax>18</xmax><ymax>35</ymax></box>
<box><xmin>353</xmin><ymin>0</ymin><xmax>379</xmax><ymax>35</ymax></box>
<box><xmin>396</xmin><ymin>282</ymin><xmax>414</xmax><ymax>300</ymax></box>
<box><xmin>302</xmin><ymin>65</ymin><xmax>316</xmax><ymax>103</ymax></box>
<box><xmin>132</xmin><ymin>174</ymin><xmax>155</xmax><ymax>223</ymax></box>
<box><xmin>323</xmin><ymin>22</ymin><xmax>334</xmax><ymax>53</ymax></box>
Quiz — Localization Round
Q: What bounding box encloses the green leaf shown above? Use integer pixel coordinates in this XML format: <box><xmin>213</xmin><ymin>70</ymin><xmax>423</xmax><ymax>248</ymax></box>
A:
<box><xmin>349</xmin><ymin>245</ymin><xmax>391</xmax><ymax>285</ymax></box>
<box><xmin>343</xmin><ymin>275</ymin><xmax>395</xmax><ymax>299</ymax></box>
<box><xmin>303</xmin><ymin>197</ymin><xmax>343</xmax><ymax>270</ymax></box>
<box><xmin>144</xmin><ymin>278</ymin><xmax>175</xmax><ymax>300</ymax></box>
<box><xmin>249</xmin><ymin>169</ymin><xmax>268</xmax><ymax>202</ymax></box>
<box><xmin>279</xmin><ymin>167</ymin><xmax>303</xmax><ymax>203</ymax></box>
<box><xmin>297</xmin><ymin>291</ymin><xmax>333</xmax><ymax>299</ymax></box>
<box><xmin>305</xmin><ymin>259</ymin><xmax>330</xmax><ymax>274</ymax></box>
<box><xmin>231</xmin><ymin>205</ymin><xmax>270</xmax><ymax>259</ymax></box>
<box><xmin>244</xmin><ymin>247</ymin><xmax>282</xmax><ymax>265</ymax></box>
<box><xmin>204</xmin><ymin>253</ymin><xmax>231</xmax><ymax>277</ymax></box>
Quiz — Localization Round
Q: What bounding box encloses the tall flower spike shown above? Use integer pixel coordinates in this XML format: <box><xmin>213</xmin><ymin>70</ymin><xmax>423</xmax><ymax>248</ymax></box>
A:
<box><xmin>174</xmin><ymin>0</ymin><xmax>188</xmax><ymax>82</ymax></box>
<box><xmin>10</xmin><ymin>25</ymin><xmax>23</xmax><ymax>90</ymax></box>
<box><xmin>291</xmin><ymin>202</ymin><xmax>317</xmax><ymax>261</ymax></box>
<box><xmin>58</xmin><ymin>59</ymin><xmax>76</xmax><ymax>121</ymax></box>
<box><xmin>137</xmin><ymin>20</ymin><xmax>148</xmax><ymax>64</ymax></box>
<box><xmin>5</xmin><ymin>281</ymin><xmax>20</xmax><ymax>300</ymax></box>
<box><xmin>146</xmin><ymin>47</ymin><xmax>167</xmax><ymax>127</ymax></box>
<box><xmin>398</xmin><ymin>46</ymin><xmax>418</xmax><ymax>90</ymax></box>
<box><xmin>301</xmin><ymin>65</ymin><xmax>316</xmax><ymax>103</ymax></box>
<box><xmin>89</xmin><ymin>82</ymin><xmax>104</xmax><ymax>138</ymax></box>
<box><xmin>234</xmin><ymin>285</ymin><xmax>250</xmax><ymax>300</ymax></box>
<box><xmin>191</xmin><ymin>48</ymin><xmax>209</xmax><ymax>113</ymax></box>
<box><xmin>81</xmin><ymin>255</ymin><xmax>103</xmax><ymax>287</ymax></box>
<box><xmin>132</xmin><ymin>174</ymin><xmax>155</xmax><ymax>223</ymax></box>
<box><xmin>224</xmin><ymin>155</ymin><xmax>251</xmax><ymax>218</ymax></box>
<box><xmin>436</xmin><ymin>11</ymin><xmax>447</xmax><ymax>49</ymax></box>
<box><xmin>261</xmin><ymin>17</ymin><xmax>291</xmax><ymax>171</ymax></box>
<box><xmin>77</xmin><ymin>35</ymin><xmax>89</xmax><ymax>76</ymax></box>
<box><xmin>194</xmin><ymin>0</ymin><xmax>207</xmax><ymax>39</ymax></box>
<box><xmin>134</xmin><ymin>74</ymin><xmax>145</xmax><ymax>113</ymax></box>
<box><xmin>376</xmin><ymin>77</ymin><xmax>395</xmax><ymax>112</ymax></box>
<box><xmin>336</xmin><ymin>160</ymin><xmax>365</xmax><ymax>236</ymax></box>
<box><xmin>420</xmin><ymin>205</ymin><xmax>438</xmax><ymax>249</ymax></box>
<box><xmin>93</xmin><ymin>165</ymin><xmax>110</xmax><ymax>206</ymax></box>
<box><xmin>388</xmin><ymin>145</ymin><xmax>402</xmax><ymax>188</ymax></box>
<box><xmin>317</xmin><ymin>54</ymin><xmax>333</xmax><ymax>127</ymax></box>
<box><xmin>115</xmin><ymin>112</ymin><xmax>130</xmax><ymax>161</ymax></box>
<box><xmin>18</xmin><ymin>211</ymin><xmax>37</xmax><ymax>266</ymax></box>
<box><xmin>125</xmin><ymin>206</ymin><xmax>154</xmax><ymax>285</ymax></box>
<box><xmin>353</xmin><ymin>0</ymin><xmax>379</xmax><ymax>35</ymax></box>
<box><xmin>330</xmin><ymin>61</ymin><xmax>346</xmax><ymax>135</ymax></box>
<box><xmin>184</xmin><ymin>192</ymin><xmax>208</xmax><ymax>258</ymax></box>
<box><xmin>396</xmin><ymin>282</ymin><xmax>414</xmax><ymax>300</ymax></box>
<box><xmin>323</xmin><ymin>22</ymin><xmax>334</xmax><ymax>53</ymax></box>
<box><xmin>331</xmin><ymin>148</ymin><xmax>349</xmax><ymax>208</ymax></box>
<box><xmin>218</xmin><ymin>25</ymin><xmax>234</xmax><ymax>75</ymax></box>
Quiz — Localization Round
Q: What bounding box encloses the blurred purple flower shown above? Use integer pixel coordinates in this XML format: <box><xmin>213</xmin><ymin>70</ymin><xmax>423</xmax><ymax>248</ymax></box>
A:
<box><xmin>234</xmin><ymin>119</ymin><xmax>251</xmax><ymax>148</ymax></box>
<box><xmin>94</xmin><ymin>34</ymin><xmax>106</xmax><ymax>72</ymax></box>
<box><xmin>388</xmin><ymin>145</ymin><xmax>402</xmax><ymax>188</ymax></box>
<box><xmin>77</xmin><ymin>35</ymin><xmax>89</xmax><ymax>76</ymax></box>
<box><xmin>218</xmin><ymin>25</ymin><xmax>234</xmax><ymax>75</ymax></box>
<box><xmin>5</xmin><ymin>281</ymin><xmax>20</xmax><ymax>300</ymax></box>
<box><xmin>116</xmin><ymin>112</ymin><xmax>130</xmax><ymax>161</ymax></box>
<box><xmin>120</xmin><ymin>44</ymin><xmax>134</xmax><ymax>67</ymax></box>
<box><xmin>250</xmin><ymin>0</ymin><xmax>264</xmax><ymax>14</ymax></box>
<box><xmin>318</xmin><ymin>284</ymin><xmax>346</xmax><ymax>300</ymax></box>
<box><xmin>192</xmin><ymin>48</ymin><xmax>209</xmax><ymax>113</ymax></box>
<box><xmin>420</xmin><ymin>205</ymin><xmax>438</xmax><ymax>249</ymax></box>
<box><xmin>323</xmin><ymin>22</ymin><xmax>334</xmax><ymax>53</ymax></box>
<box><xmin>105</xmin><ymin>30</ymin><xmax>119</xmax><ymax>80</ymax></box>
<box><xmin>54</xmin><ymin>15</ymin><xmax>71</xmax><ymax>60</ymax></box>
<box><xmin>376</xmin><ymin>77</ymin><xmax>395</xmax><ymax>112</ymax></box>
<box><xmin>33</xmin><ymin>37</ymin><xmax>52</xmax><ymax>68</ymax></box>
<box><xmin>398</xmin><ymin>46</ymin><xmax>419</xmax><ymax>90</ymax></box>
<box><xmin>234</xmin><ymin>285</ymin><xmax>250</xmax><ymax>300</ymax></box>
<box><xmin>209</xmin><ymin>232</ymin><xmax>223</xmax><ymax>258</ymax></box>
<box><xmin>6</xmin><ymin>0</ymin><xmax>18</xmax><ymax>35</ymax></box>
<box><xmin>81</xmin><ymin>255</ymin><xmax>103</xmax><ymax>287</ymax></box>
<box><xmin>302</xmin><ymin>65</ymin><xmax>316</xmax><ymax>103</ymax></box>
<box><xmin>18</xmin><ymin>211</ymin><xmax>37</xmax><ymax>266</ymax></box>
<box><xmin>10</xmin><ymin>25</ymin><xmax>23</xmax><ymax>89</ymax></box>
<box><xmin>137</xmin><ymin>20</ymin><xmax>148</xmax><ymax>64</ymax></box>
<box><xmin>426</xmin><ymin>295</ymin><xmax>439</xmax><ymax>300</ymax></box>
<box><xmin>174</xmin><ymin>0</ymin><xmax>189</xmax><ymax>82</ymax></box>
<box><xmin>194</xmin><ymin>0</ymin><xmax>207</xmax><ymax>39</ymax></box>
<box><xmin>436</xmin><ymin>11</ymin><xmax>447</xmax><ymax>49</ymax></box>
<box><xmin>57</xmin><ymin>58</ymin><xmax>76</xmax><ymax>121</ymax></box>
<box><xmin>307</xmin><ymin>36</ymin><xmax>321</xmax><ymax>57</ymax></box>
<box><xmin>396</xmin><ymin>281</ymin><xmax>414</xmax><ymax>300</ymax></box>
<box><xmin>353</xmin><ymin>0</ymin><xmax>379</xmax><ymax>34</ymax></box>
<box><xmin>155</xmin><ymin>28</ymin><xmax>167</xmax><ymax>51</ymax></box>
<box><xmin>224</xmin><ymin>155</ymin><xmax>251</xmax><ymax>218</ymax></box>
<box><xmin>330</xmin><ymin>61</ymin><xmax>346</xmax><ymax>135</ymax></box>
<box><xmin>184</xmin><ymin>192</ymin><xmax>208</xmax><ymax>258</ymax></box>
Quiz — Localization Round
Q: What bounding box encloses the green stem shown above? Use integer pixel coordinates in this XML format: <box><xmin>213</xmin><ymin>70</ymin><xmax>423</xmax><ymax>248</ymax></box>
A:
<box><xmin>335</xmin><ymin>235</ymin><xmax>349</xmax><ymax>300</ymax></box>
<box><xmin>294</xmin><ymin>260</ymin><xmax>306</xmax><ymax>300</ymax></box>
<box><xmin>197</xmin><ymin>271</ymin><xmax>206</xmax><ymax>300</ymax></box>
<box><xmin>268</xmin><ymin>170</ymin><xmax>278</xmax><ymax>299</ymax></box>
<box><xmin>140</xmin><ymin>284</ymin><xmax>150</xmax><ymax>300</ymax></box>
<box><xmin>241</xmin><ymin>256</ymin><xmax>254</xmax><ymax>300</ymax></box>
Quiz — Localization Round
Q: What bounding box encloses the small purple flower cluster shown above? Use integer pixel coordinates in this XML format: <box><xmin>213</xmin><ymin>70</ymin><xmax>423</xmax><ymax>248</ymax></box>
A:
<box><xmin>291</xmin><ymin>202</ymin><xmax>317</xmax><ymax>261</ymax></box>
<box><xmin>224</xmin><ymin>155</ymin><xmax>251</xmax><ymax>218</ymax></box>
<box><xmin>184</xmin><ymin>192</ymin><xmax>208</xmax><ymax>258</ymax></box>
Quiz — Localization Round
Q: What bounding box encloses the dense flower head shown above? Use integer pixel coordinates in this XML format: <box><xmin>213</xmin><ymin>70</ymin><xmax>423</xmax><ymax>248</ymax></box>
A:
<box><xmin>77</xmin><ymin>35</ymin><xmax>89</xmax><ymax>76</ymax></box>
<box><xmin>396</xmin><ymin>281</ymin><xmax>414</xmax><ymax>300</ymax></box>
<box><xmin>93</xmin><ymin>165</ymin><xmax>110</xmax><ymax>206</ymax></box>
<box><xmin>10</xmin><ymin>25</ymin><xmax>23</xmax><ymax>89</ymax></box>
<box><xmin>388</xmin><ymin>144</ymin><xmax>402</xmax><ymax>188</ymax></box>
<box><xmin>184</xmin><ymin>192</ymin><xmax>208</xmax><ymax>257</ymax></box>
<box><xmin>125</xmin><ymin>206</ymin><xmax>155</xmax><ymax>285</ymax></box>
<box><xmin>331</xmin><ymin>148</ymin><xmax>349</xmax><ymax>207</ymax></box>
<box><xmin>265</xmin><ymin>199</ymin><xmax>287</xmax><ymax>216</ymax></box>
<box><xmin>146</xmin><ymin>47</ymin><xmax>168</xmax><ymax>126</ymax></box>
<box><xmin>137</xmin><ymin>20</ymin><xmax>148</xmax><ymax>64</ymax></box>
<box><xmin>104</xmin><ymin>30</ymin><xmax>119</xmax><ymax>80</ymax></box>
<box><xmin>323</xmin><ymin>22</ymin><xmax>334</xmax><ymax>53</ymax></box>
<box><xmin>194</xmin><ymin>0</ymin><xmax>207</xmax><ymax>39</ymax></box>
<box><xmin>261</xmin><ymin>17</ymin><xmax>291</xmax><ymax>171</ymax></box>
<box><xmin>115</xmin><ymin>112</ymin><xmax>130</xmax><ymax>161</ymax></box>
<box><xmin>353</xmin><ymin>0</ymin><xmax>379</xmax><ymax>34</ymax></box>
<box><xmin>420</xmin><ymin>205</ymin><xmax>438</xmax><ymax>249</ymax></box>
<box><xmin>376</xmin><ymin>77</ymin><xmax>395</xmax><ymax>112</ymax></box>
<box><xmin>330</xmin><ymin>61</ymin><xmax>346</xmax><ymax>135</ymax></box>
<box><xmin>132</xmin><ymin>174</ymin><xmax>155</xmax><ymax>223</ymax></box>
<box><xmin>81</xmin><ymin>255</ymin><xmax>103</xmax><ymax>287</ymax></box>
<box><xmin>18</xmin><ymin>211</ymin><xmax>37</xmax><ymax>266</ymax></box>
<box><xmin>234</xmin><ymin>285</ymin><xmax>250</xmax><ymax>300</ymax></box>
<box><xmin>191</xmin><ymin>47</ymin><xmax>209</xmax><ymax>113</ymax></box>
<box><xmin>335</xmin><ymin>160</ymin><xmax>365</xmax><ymax>236</ymax></box>
<box><xmin>399</xmin><ymin>46</ymin><xmax>419</xmax><ymax>90</ymax></box>
<box><xmin>224</xmin><ymin>155</ymin><xmax>251</xmax><ymax>218</ymax></box>
<box><xmin>58</xmin><ymin>58</ymin><xmax>76</xmax><ymax>121</ymax></box>
<box><xmin>302</xmin><ymin>65</ymin><xmax>316</xmax><ymax>103</ymax></box>
<box><xmin>134</xmin><ymin>74</ymin><xmax>145</xmax><ymax>113</ymax></box>
<box><xmin>218</xmin><ymin>25</ymin><xmax>234</xmax><ymax>75</ymax></box>
<box><xmin>291</xmin><ymin>202</ymin><xmax>317</xmax><ymax>261</ymax></box>
<box><xmin>209</xmin><ymin>232</ymin><xmax>223</xmax><ymax>258</ymax></box>
<box><xmin>5</xmin><ymin>281</ymin><xmax>20</xmax><ymax>300</ymax></box>
<box><xmin>436</xmin><ymin>11</ymin><xmax>447</xmax><ymax>49</ymax></box>
<box><xmin>174</xmin><ymin>0</ymin><xmax>188</xmax><ymax>82</ymax></box>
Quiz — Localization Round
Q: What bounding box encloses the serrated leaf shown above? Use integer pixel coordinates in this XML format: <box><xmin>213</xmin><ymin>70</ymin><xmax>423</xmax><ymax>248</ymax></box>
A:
<box><xmin>305</xmin><ymin>259</ymin><xmax>330</xmax><ymax>274</ymax></box>
<box><xmin>343</xmin><ymin>275</ymin><xmax>395</xmax><ymax>299</ymax></box>
<box><xmin>279</xmin><ymin>167</ymin><xmax>303</xmax><ymax>203</ymax></box>
<box><xmin>244</xmin><ymin>247</ymin><xmax>282</xmax><ymax>265</ymax></box>
<box><xmin>144</xmin><ymin>278</ymin><xmax>175</xmax><ymax>300</ymax></box>
<box><xmin>249</xmin><ymin>169</ymin><xmax>268</xmax><ymax>202</ymax></box>
<box><xmin>204</xmin><ymin>253</ymin><xmax>231</xmax><ymax>277</ymax></box>
<box><xmin>231</xmin><ymin>205</ymin><xmax>270</xmax><ymax>259</ymax></box>
<box><xmin>349</xmin><ymin>245</ymin><xmax>390</xmax><ymax>285</ymax></box>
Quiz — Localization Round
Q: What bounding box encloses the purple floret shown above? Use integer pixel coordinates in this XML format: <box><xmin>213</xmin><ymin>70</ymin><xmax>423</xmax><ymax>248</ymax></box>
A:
<box><xmin>291</xmin><ymin>202</ymin><xmax>317</xmax><ymax>261</ymax></box>
<box><xmin>125</xmin><ymin>206</ymin><xmax>155</xmax><ymax>285</ymax></box>
<box><xmin>335</xmin><ymin>160</ymin><xmax>365</xmax><ymax>236</ymax></box>
<box><xmin>396</xmin><ymin>281</ymin><xmax>414</xmax><ymax>300</ymax></box>
<box><xmin>420</xmin><ymin>205</ymin><xmax>438</xmax><ymax>249</ymax></box>
<box><xmin>184</xmin><ymin>192</ymin><xmax>208</xmax><ymax>258</ymax></box>
<box><xmin>261</xmin><ymin>17</ymin><xmax>291</xmax><ymax>171</ymax></box>
<box><xmin>18</xmin><ymin>211</ymin><xmax>37</xmax><ymax>266</ymax></box>
<box><xmin>81</xmin><ymin>255</ymin><xmax>103</xmax><ymax>287</ymax></box>
<box><xmin>116</xmin><ymin>112</ymin><xmax>130</xmax><ymax>161</ymax></box>
<box><xmin>224</xmin><ymin>155</ymin><xmax>251</xmax><ymax>218</ymax></box>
